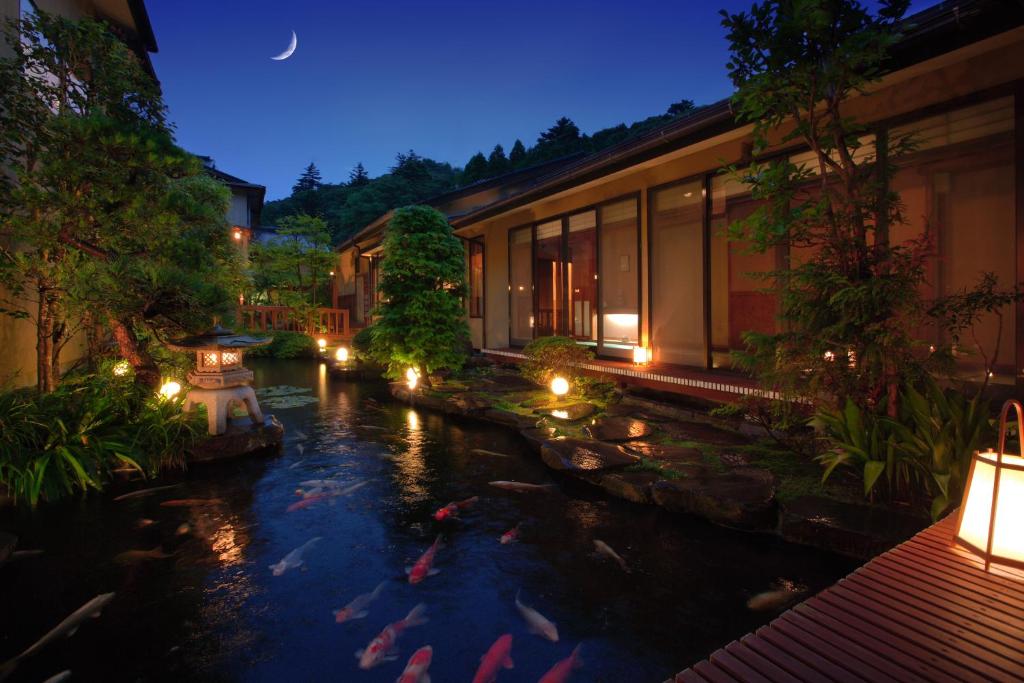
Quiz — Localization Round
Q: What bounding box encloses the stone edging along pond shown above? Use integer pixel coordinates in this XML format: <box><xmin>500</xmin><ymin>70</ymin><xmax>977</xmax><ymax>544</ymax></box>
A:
<box><xmin>386</xmin><ymin>380</ymin><xmax>928</xmax><ymax>561</ymax></box>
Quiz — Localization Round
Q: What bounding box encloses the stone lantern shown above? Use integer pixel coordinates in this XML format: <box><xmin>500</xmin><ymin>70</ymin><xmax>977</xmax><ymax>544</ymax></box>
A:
<box><xmin>168</xmin><ymin>325</ymin><xmax>271</xmax><ymax>436</ymax></box>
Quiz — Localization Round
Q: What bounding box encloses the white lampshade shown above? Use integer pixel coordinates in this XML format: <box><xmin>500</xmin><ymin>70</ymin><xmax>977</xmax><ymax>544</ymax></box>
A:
<box><xmin>954</xmin><ymin>400</ymin><xmax>1024</xmax><ymax>570</ymax></box>
<box><xmin>550</xmin><ymin>376</ymin><xmax>570</xmax><ymax>397</ymax></box>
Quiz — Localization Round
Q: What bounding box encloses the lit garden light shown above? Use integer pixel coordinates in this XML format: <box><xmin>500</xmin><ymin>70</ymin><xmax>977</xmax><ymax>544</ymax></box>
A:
<box><xmin>406</xmin><ymin>367</ymin><xmax>420</xmax><ymax>390</ymax></box>
<box><xmin>233</xmin><ymin>229</ymin><xmax>242</xmax><ymax>241</ymax></box>
<box><xmin>335</xmin><ymin>346</ymin><xmax>349</xmax><ymax>362</ymax></box>
<box><xmin>317</xmin><ymin>338</ymin><xmax>327</xmax><ymax>352</ymax></box>
<box><xmin>954</xmin><ymin>399</ymin><xmax>1024</xmax><ymax>571</ymax></box>
<box><xmin>112</xmin><ymin>360</ymin><xmax>131</xmax><ymax>377</ymax></box>
<box><xmin>550</xmin><ymin>376</ymin><xmax>570</xmax><ymax>398</ymax></box>
<box><xmin>633</xmin><ymin>346</ymin><xmax>649</xmax><ymax>366</ymax></box>
<box><xmin>159</xmin><ymin>380</ymin><xmax>182</xmax><ymax>399</ymax></box>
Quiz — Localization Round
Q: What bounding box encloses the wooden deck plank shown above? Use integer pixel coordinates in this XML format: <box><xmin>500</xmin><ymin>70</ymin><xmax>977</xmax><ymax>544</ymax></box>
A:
<box><xmin>708</xmin><ymin>648</ymin><xmax>774</xmax><ymax>683</ymax></box>
<box><xmin>739</xmin><ymin>632</ymin><xmax>837</xmax><ymax>682</ymax></box>
<box><xmin>723</xmin><ymin>640</ymin><xmax>809</xmax><ymax>683</ymax></box>
<box><xmin>765</xmin><ymin>618</ymin><xmax>891</xmax><ymax>683</ymax></box>
<box><xmin>689</xmin><ymin>660</ymin><xmax>739</xmax><ymax>683</ymax></box>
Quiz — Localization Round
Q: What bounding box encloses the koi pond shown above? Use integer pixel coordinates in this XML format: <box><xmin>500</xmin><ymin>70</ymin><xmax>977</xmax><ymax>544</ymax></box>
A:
<box><xmin>0</xmin><ymin>360</ymin><xmax>855</xmax><ymax>682</ymax></box>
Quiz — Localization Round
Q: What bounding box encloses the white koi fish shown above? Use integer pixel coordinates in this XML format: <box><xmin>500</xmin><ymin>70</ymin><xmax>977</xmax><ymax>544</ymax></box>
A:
<box><xmin>334</xmin><ymin>581</ymin><xmax>386</xmax><ymax>623</ymax></box>
<box><xmin>515</xmin><ymin>590</ymin><xmax>559</xmax><ymax>642</ymax></box>
<box><xmin>270</xmin><ymin>537</ymin><xmax>322</xmax><ymax>576</ymax></box>
<box><xmin>356</xmin><ymin>603</ymin><xmax>429</xmax><ymax>669</ymax></box>
<box><xmin>593</xmin><ymin>540</ymin><xmax>630</xmax><ymax>573</ymax></box>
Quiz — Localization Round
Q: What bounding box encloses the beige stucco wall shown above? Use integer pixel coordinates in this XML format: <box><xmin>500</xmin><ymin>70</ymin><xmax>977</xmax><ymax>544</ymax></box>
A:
<box><xmin>463</xmin><ymin>29</ymin><xmax>1024</xmax><ymax>354</ymax></box>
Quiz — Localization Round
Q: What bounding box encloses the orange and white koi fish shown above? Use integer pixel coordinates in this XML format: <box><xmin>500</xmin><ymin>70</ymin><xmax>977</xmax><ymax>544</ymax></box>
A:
<box><xmin>286</xmin><ymin>492</ymin><xmax>336</xmax><ymax>512</ymax></box>
<box><xmin>333</xmin><ymin>581</ymin><xmax>386</xmax><ymax>623</ymax></box>
<box><xmin>471</xmin><ymin>633</ymin><xmax>514</xmax><ymax>683</ymax></box>
<box><xmin>499</xmin><ymin>525</ymin><xmax>520</xmax><ymax>545</ymax></box>
<box><xmin>433</xmin><ymin>496</ymin><xmax>479</xmax><ymax>521</ymax></box>
<box><xmin>538</xmin><ymin>644</ymin><xmax>582</xmax><ymax>683</ymax></box>
<box><xmin>406</xmin><ymin>535</ymin><xmax>443</xmax><ymax>584</ymax></box>
<box><xmin>488</xmin><ymin>481</ymin><xmax>555</xmax><ymax>493</ymax></box>
<box><xmin>396</xmin><ymin>645</ymin><xmax>432</xmax><ymax>683</ymax></box>
<box><xmin>355</xmin><ymin>603</ymin><xmax>428</xmax><ymax>669</ymax></box>
<box><xmin>515</xmin><ymin>590</ymin><xmax>558</xmax><ymax>642</ymax></box>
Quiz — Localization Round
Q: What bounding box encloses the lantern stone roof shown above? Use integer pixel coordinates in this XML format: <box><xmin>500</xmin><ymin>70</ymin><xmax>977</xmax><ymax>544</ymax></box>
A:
<box><xmin>167</xmin><ymin>325</ymin><xmax>271</xmax><ymax>351</ymax></box>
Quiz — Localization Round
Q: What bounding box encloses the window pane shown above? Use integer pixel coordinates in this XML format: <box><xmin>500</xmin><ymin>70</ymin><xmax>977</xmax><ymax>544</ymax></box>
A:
<box><xmin>567</xmin><ymin>211</ymin><xmax>597</xmax><ymax>344</ymax></box>
<box><xmin>535</xmin><ymin>219</ymin><xmax>563</xmax><ymax>337</ymax></box>
<box><xmin>651</xmin><ymin>182</ymin><xmax>705</xmax><ymax>365</ymax></box>
<box><xmin>509</xmin><ymin>227</ymin><xmax>533</xmax><ymax>345</ymax></box>
<box><xmin>469</xmin><ymin>241</ymin><xmax>484</xmax><ymax>318</ymax></box>
<box><xmin>599</xmin><ymin>199</ymin><xmax>639</xmax><ymax>351</ymax></box>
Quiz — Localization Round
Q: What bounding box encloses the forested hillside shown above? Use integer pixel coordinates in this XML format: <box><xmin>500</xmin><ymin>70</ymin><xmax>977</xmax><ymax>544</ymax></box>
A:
<box><xmin>263</xmin><ymin>99</ymin><xmax>698</xmax><ymax>244</ymax></box>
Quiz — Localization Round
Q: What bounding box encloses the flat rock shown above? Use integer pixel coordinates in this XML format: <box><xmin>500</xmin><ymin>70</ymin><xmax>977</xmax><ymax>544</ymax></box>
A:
<box><xmin>590</xmin><ymin>471</ymin><xmax>660</xmax><ymax>504</ymax></box>
<box><xmin>482</xmin><ymin>408</ymin><xmax>539</xmax><ymax>430</ymax></box>
<box><xmin>540</xmin><ymin>437</ymin><xmax>639</xmax><ymax>472</ymax></box>
<box><xmin>519</xmin><ymin>426</ymin><xmax>556</xmax><ymax>451</ymax></box>
<box><xmin>605</xmin><ymin>403</ymin><xmax>666</xmax><ymax>422</ymax></box>
<box><xmin>188</xmin><ymin>415</ymin><xmax>284</xmax><ymax>463</ymax></box>
<box><xmin>658</xmin><ymin>420</ymin><xmax>749</xmax><ymax>446</ymax></box>
<box><xmin>779</xmin><ymin>495</ymin><xmax>928</xmax><ymax>560</ymax></box>
<box><xmin>584</xmin><ymin>415</ymin><xmax>653</xmax><ymax>442</ymax></box>
<box><xmin>534</xmin><ymin>403</ymin><xmax>596</xmax><ymax>421</ymax></box>
<box><xmin>482</xmin><ymin>374</ymin><xmax>538</xmax><ymax>392</ymax></box>
<box><xmin>621</xmin><ymin>441</ymin><xmax>705</xmax><ymax>468</ymax></box>
<box><xmin>444</xmin><ymin>393</ymin><xmax>493</xmax><ymax>414</ymax></box>
<box><xmin>651</xmin><ymin>467</ymin><xmax>776</xmax><ymax>530</ymax></box>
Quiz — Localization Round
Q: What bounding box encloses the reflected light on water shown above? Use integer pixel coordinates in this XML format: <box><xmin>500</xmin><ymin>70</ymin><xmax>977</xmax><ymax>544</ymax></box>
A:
<box><xmin>210</xmin><ymin>522</ymin><xmax>244</xmax><ymax>566</ymax></box>
<box><xmin>392</xmin><ymin>409</ymin><xmax>429</xmax><ymax>501</ymax></box>
<box><xmin>407</xmin><ymin>409</ymin><xmax>419</xmax><ymax>431</ymax></box>
<box><xmin>318</xmin><ymin>363</ymin><xmax>328</xmax><ymax>404</ymax></box>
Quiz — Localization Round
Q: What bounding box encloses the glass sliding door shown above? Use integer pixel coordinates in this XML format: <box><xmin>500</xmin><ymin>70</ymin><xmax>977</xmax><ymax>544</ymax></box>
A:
<box><xmin>508</xmin><ymin>226</ymin><xmax>533</xmax><ymax>346</ymax></box>
<box><xmin>599</xmin><ymin>198</ymin><xmax>639</xmax><ymax>356</ymax></box>
<box><xmin>534</xmin><ymin>219</ymin><xmax>564</xmax><ymax>337</ymax></box>
<box><xmin>650</xmin><ymin>180</ymin><xmax>705</xmax><ymax>366</ymax></box>
<box><xmin>567</xmin><ymin>210</ymin><xmax>597</xmax><ymax>346</ymax></box>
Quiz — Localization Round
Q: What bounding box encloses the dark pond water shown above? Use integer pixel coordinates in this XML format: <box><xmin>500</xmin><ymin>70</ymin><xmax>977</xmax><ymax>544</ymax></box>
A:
<box><xmin>0</xmin><ymin>359</ymin><xmax>856</xmax><ymax>682</ymax></box>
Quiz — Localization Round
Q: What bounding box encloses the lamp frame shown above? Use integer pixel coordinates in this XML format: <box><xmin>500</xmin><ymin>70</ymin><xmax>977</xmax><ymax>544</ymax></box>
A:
<box><xmin>953</xmin><ymin>398</ymin><xmax>1024</xmax><ymax>571</ymax></box>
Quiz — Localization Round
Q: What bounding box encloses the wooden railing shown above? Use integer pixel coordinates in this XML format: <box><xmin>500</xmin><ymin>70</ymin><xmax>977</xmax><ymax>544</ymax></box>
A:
<box><xmin>238</xmin><ymin>305</ymin><xmax>351</xmax><ymax>340</ymax></box>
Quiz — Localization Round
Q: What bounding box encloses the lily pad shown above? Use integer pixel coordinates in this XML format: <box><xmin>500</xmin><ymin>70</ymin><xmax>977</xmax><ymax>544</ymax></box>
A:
<box><xmin>260</xmin><ymin>394</ymin><xmax>320</xmax><ymax>410</ymax></box>
<box><xmin>256</xmin><ymin>385</ymin><xmax>313</xmax><ymax>398</ymax></box>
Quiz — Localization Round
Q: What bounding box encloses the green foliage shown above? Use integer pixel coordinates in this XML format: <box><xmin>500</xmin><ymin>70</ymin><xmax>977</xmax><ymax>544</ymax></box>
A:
<box><xmin>349</xmin><ymin>162</ymin><xmax>370</xmax><ymax>187</ymax></box>
<box><xmin>521</xmin><ymin>336</ymin><xmax>594</xmax><ymax>392</ymax></box>
<box><xmin>369</xmin><ymin>206</ymin><xmax>469</xmax><ymax>381</ymax></box>
<box><xmin>0</xmin><ymin>366</ymin><xmax>205</xmax><ymax>506</ymax></box>
<box><xmin>462</xmin><ymin>152</ymin><xmax>490</xmax><ymax>185</ymax></box>
<box><xmin>351</xmin><ymin>325</ymin><xmax>375</xmax><ymax>359</ymax></box>
<box><xmin>816</xmin><ymin>377</ymin><xmax>993</xmax><ymax>518</ymax></box>
<box><xmin>293</xmin><ymin>162</ymin><xmax>323</xmax><ymax>194</ymax></box>
<box><xmin>247</xmin><ymin>214</ymin><xmax>334</xmax><ymax>309</ymax></box>
<box><xmin>243</xmin><ymin>331</ymin><xmax>318</xmax><ymax>360</ymax></box>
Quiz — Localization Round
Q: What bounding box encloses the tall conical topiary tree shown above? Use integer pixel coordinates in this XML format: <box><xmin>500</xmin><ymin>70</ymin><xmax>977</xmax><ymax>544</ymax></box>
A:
<box><xmin>369</xmin><ymin>205</ymin><xmax>468</xmax><ymax>383</ymax></box>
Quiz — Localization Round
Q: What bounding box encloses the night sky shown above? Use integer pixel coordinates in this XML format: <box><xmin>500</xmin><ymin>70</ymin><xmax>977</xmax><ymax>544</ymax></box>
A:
<box><xmin>147</xmin><ymin>0</ymin><xmax>937</xmax><ymax>200</ymax></box>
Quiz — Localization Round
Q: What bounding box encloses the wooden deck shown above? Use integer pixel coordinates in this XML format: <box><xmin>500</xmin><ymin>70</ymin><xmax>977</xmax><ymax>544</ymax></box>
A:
<box><xmin>482</xmin><ymin>348</ymin><xmax>770</xmax><ymax>403</ymax></box>
<box><xmin>674</xmin><ymin>514</ymin><xmax>1024</xmax><ymax>682</ymax></box>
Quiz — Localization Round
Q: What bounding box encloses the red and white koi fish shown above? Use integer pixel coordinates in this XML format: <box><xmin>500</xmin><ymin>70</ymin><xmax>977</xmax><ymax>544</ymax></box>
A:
<box><xmin>488</xmin><ymin>481</ymin><xmax>555</xmax><ymax>493</ymax></box>
<box><xmin>471</xmin><ymin>633</ymin><xmax>514</xmax><ymax>683</ymax></box>
<box><xmin>538</xmin><ymin>644</ymin><xmax>582</xmax><ymax>683</ymax></box>
<box><xmin>406</xmin><ymin>535</ymin><xmax>443</xmax><ymax>584</ymax></box>
<box><xmin>499</xmin><ymin>525</ymin><xmax>520</xmax><ymax>545</ymax></box>
<box><xmin>334</xmin><ymin>581</ymin><xmax>386</xmax><ymax>623</ymax></box>
<box><xmin>396</xmin><ymin>645</ymin><xmax>432</xmax><ymax>683</ymax></box>
<box><xmin>433</xmin><ymin>496</ymin><xmax>479</xmax><ymax>521</ymax></box>
<box><xmin>355</xmin><ymin>603</ymin><xmax>428</xmax><ymax>669</ymax></box>
<box><xmin>286</xmin><ymin>492</ymin><xmax>337</xmax><ymax>512</ymax></box>
<box><xmin>515</xmin><ymin>590</ymin><xmax>558</xmax><ymax>642</ymax></box>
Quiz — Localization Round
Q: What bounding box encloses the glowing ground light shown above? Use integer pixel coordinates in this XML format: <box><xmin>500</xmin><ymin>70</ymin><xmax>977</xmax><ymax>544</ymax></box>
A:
<box><xmin>406</xmin><ymin>367</ymin><xmax>419</xmax><ymax>390</ymax></box>
<box><xmin>550</xmin><ymin>376</ymin><xmax>570</xmax><ymax>397</ymax></box>
<box><xmin>335</xmin><ymin>346</ymin><xmax>349</xmax><ymax>362</ymax></box>
<box><xmin>317</xmin><ymin>338</ymin><xmax>327</xmax><ymax>350</ymax></box>
<box><xmin>159</xmin><ymin>380</ymin><xmax>182</xmax><ymax>399</ymax></box>
<box><xmin>633</xmin><ymin>346</ymin><xmax>649</xmax><ymax>365</ymax></box>
<box><xmin>112</xmin><ymin>360</ymin><xmax>130</xmax><ymax>376</ymax></box>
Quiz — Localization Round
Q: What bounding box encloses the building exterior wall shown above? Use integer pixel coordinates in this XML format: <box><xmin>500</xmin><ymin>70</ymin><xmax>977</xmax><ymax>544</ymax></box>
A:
<box><xmin>461</xmin><ymin>29</ymin><xmax>1024</xmax><ymax>387</ymax></box>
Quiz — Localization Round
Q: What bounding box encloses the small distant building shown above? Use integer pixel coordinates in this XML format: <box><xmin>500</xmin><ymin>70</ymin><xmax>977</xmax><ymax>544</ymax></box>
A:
<box><xmin>198</xmin><ymin>156</ymin><xmax>266</xmax><ymax>262</ymax></box>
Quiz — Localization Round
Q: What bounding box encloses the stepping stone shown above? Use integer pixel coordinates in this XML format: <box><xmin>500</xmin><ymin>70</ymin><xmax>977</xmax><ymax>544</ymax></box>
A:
<box><xmin>482</xmin><ymin>374</ymin><xmax>538</xmax><ymax>392</ymax></box>
<box><xmin>585</xmin><ymin>471</ymin><xmax>660</xmax><ymax>504</ymax></box>
<box><xmin>444</xmin><ymin>393</ymin><xmax>493</xmax><ymax>414</ymax></box>
<box><xmin>658</xmin><ymin>420</ymin><xmax>749</xmax><ymax>446</ymax></box>
<box><xmin>534</xmin><ymin>403</ymin><xmax>596</xmax><ymax>421</ymax></box>
<box><xmin>605</xmin><ymin>403</ymin><xmax>667</xmax><ymax>422</ymax></box>
<box><xmin>519</xmin><ymin>426</ymin><xmax>556</xmax><ymax>451</ymax></box>
<box><xmin>651</xmin><ymin>467</ymin><xmax>776</xmax><ymax>530</ymax></box>
<box><xmin>584</xmin><ymin>415</ymin><xmax>653</xmax><ymax>442</ymax></box>
<box><xmin>621</xmin><ymin>441</ymin><xmax>705</xmax><ymax>468</ymax></box>
<box><xmin>482</xmin><ymin>408</ymin><xmax>539</xmax><ymax>430</ymax></box>
<box><xmin>540</xmin><ymin>437</ymin><xmax>639</xmax><ymax>472</ymax></box>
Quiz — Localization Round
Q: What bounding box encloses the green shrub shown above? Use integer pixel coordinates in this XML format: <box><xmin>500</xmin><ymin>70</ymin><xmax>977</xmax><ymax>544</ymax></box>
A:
<box><xmin>0</xmin><ymin>366</ymin><xmax>205</xmax><ymax>506</ymax></box>
<box><xmin>351</xmin><ymin>325</ymin><xmax>375</xmax><ymax>360</ymax></box>
<box><xmin>243</xmin><ymin>331</ymin><xmax>317</xmax><ymax>359</ymax></box>
<box><xmin>521</xmin><ymin>336</ymin><xmax>594</xmax><ymax>393</ymax></box>
<box><xmin>816</xmin><ymin>376</ymin><xmax>994</xmax><ymax>519</ymax></box>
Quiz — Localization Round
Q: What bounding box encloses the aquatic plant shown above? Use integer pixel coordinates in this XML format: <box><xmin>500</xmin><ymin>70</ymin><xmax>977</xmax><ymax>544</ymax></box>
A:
<box><xmin>0</xmin><ymin>369</ymin><xmax>205</xmax><ymax>506</ymax></box>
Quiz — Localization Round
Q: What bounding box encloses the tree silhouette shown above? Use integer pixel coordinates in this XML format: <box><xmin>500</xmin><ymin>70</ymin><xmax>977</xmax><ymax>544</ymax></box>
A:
<box><xmin>462</xmin><ymin>151</ymin><xmax>489</xmax><ymax>185</ymax></box>
<box><xmin>509</xmin><ymin>139</ymin><xmax>527</xmax><ymax>167</ymax></box>
<box><xmin>349</xmin><ymin>162</ymin><xmax>369</xmax><ymax>187</ymax></box>
<box><xmin>293</xmin><ymin>162</ymin><xmax>323</xmax><ymax>193</ymax></box>
<box><xmin>487</xmin><ymin>144</ymin><xmax>510</xmax><ymax>175</ymax></box>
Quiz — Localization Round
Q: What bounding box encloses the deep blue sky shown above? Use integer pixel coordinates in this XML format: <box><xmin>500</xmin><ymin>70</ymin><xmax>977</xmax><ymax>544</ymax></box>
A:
<box><xmin>148</xmin><ymin>0</ymin><xmax>936</xmax><ymax>200</ymax></box>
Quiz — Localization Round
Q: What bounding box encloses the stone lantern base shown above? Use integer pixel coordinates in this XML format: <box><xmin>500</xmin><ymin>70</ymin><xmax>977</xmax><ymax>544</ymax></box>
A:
<box><xmin>184</xmin><ymin>385</ymin><xmax>263</xmax><ymax>436</ymax></box>
<box><xmin>188</xmin><ymin>414</ymin><xmax>284</xmax><ymax>463</ymax></box>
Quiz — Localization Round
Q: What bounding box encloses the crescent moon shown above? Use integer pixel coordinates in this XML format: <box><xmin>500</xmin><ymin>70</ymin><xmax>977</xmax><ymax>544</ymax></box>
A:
<box><xmin>271</xmin><ymin>30</ymin><xmax>297</xmax><ymax>61</ymax></box>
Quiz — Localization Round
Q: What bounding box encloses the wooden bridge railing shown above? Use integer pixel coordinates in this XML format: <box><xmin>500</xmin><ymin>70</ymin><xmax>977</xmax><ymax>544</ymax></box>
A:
<box><xmin>238</xmin><ymin>305</ymin><xmax>351</xmax><ymax>340</ymax></box>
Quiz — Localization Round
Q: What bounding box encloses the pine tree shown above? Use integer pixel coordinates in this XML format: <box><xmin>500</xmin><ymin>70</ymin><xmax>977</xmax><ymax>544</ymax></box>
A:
<box><xmin>667</xmin><ymin>98</ymin><xmax>696</xmax><ymax>117</ymax></box>
<box><xmin>461</xmin><ymin>151</ymin><xmax>489</xmax><ymax>185</ymax></box>
<box><xmin>533</xmin><ymin>117</ymin><xmax>582</xmax><ymax>161</ymax></box>
<box><xmin>349</xmin><ymin>162</ymin><xmax>369</xmax><ymax>187</ymax></box>
<box><xmin>293</xmin><ymin>162</ymin><xmax>323</xmax><ymax>194</ymax></box>
<box><xmin>509</xmin><ymin>139</ymin><xmax>527</xmax><ymax>167</ymax></box>
<box><xmin>487</xmin><ymin>144</ymin><xmax>510</xmax><ymax>175</ymax></box>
